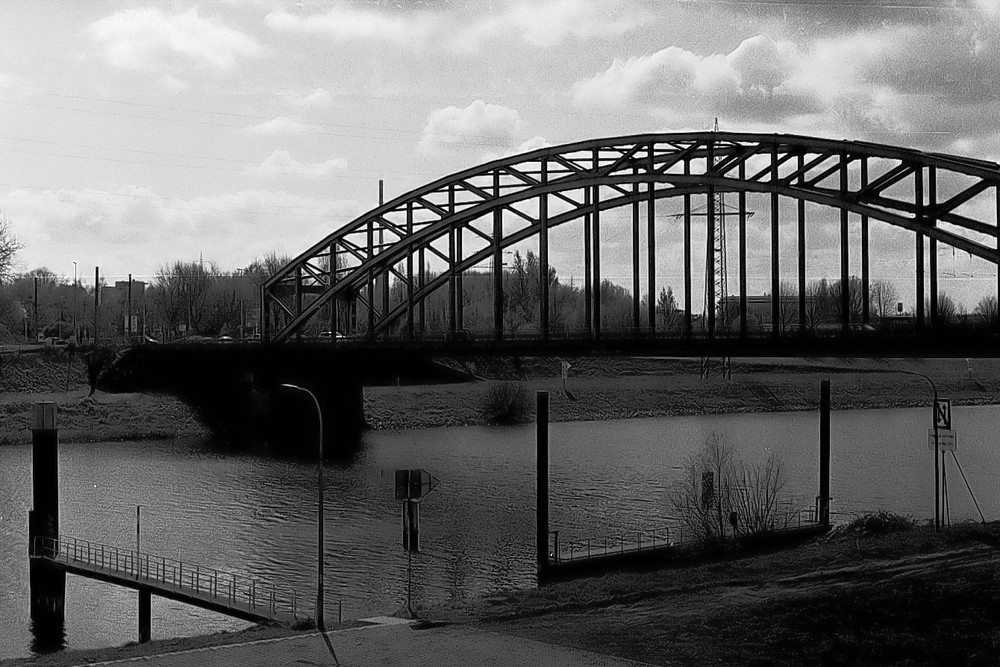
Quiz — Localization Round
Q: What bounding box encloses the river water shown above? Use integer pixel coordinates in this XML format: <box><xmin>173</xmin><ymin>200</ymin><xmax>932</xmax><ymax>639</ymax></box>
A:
<box><xmin>1</xmin><ymin>405</ymin><xmax>997</xmax><ymax>659</ymax></box>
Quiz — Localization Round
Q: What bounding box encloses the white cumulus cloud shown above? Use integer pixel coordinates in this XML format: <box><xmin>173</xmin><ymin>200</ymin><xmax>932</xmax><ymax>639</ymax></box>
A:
<box><xmin>84</xmin><ymin>7</ymin><xmax>263</xmax><ymax>74</ymax></box>
<box><xmin>289</xmin><ymin>88</ymin><xmax>333</xmax><ymax>108</ymax></box>
<box><xmin>253</xmin><ymin>150</ymin><xmax>347</xmax><ymax>178</ymax></box>
<box><xmin>245</xmin><ymin>116</ymin><xmax>317</xmax><ymax>135</ymax></box>
<box><xmin>421</xmin><ymin>100</ymin><xmax>523</xmax><ymax>152</ymax></box>
<box><xmin>264</xmin><ymin>5</ymin><xmax>434</xmax><ymax>50</ymax></box>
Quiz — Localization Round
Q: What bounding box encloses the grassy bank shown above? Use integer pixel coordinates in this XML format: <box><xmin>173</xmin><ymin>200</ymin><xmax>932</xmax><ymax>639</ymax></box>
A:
<box><xmin>461</xmin><ymin>519</ymin><xmax>1000</xmax><ymax>665</ymax></box>
<box><xmin>4</xmin><ymin>355</ymin><xmax>1000</xmax><ymax>444</ymax></box>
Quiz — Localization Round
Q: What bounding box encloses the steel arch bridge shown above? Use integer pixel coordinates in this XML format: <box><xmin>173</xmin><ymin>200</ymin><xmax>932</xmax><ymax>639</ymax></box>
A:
<box><xmin>260</xmin><ymin>132</ymin><xmax>1000</xmax><ymax>345</ymax></box>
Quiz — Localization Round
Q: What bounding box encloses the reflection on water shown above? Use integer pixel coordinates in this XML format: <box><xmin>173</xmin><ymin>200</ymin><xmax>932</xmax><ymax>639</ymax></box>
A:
<box><xmin>1</xmin><ymin>404</ymin><xmax>999</xmax><ymax>658</ymax></box>
<box><xmin>29</xmin><ymin>616</ymin><xmax>65</xmax><ymax>655</ymax></box>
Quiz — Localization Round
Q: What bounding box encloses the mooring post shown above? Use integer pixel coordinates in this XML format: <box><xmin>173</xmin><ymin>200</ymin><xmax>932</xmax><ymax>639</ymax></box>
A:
<box><xmin>819</xmin><ymin>380</ymin><xmax>831</xmax><ymax>528</ymax></box>
<box><xmin>536</xmin><ymin>391</ymin><xmax>549</xmax><ymax>585</ymax></box>
<box><xmin>29</xmin><ymin>401</ymin><xmax>65</xmax><ymax>633</ymax></box>
<box><xmin>138</xmin><ymin>588</ymin><xmax>151</xmax><ymax>643</ymax></box>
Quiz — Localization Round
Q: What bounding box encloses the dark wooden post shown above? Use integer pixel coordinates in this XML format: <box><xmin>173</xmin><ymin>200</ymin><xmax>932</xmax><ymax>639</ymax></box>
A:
<box><xmin>138</xmin><ymin>588</ymin><xmax>151</xmax><ymax>643</ymax></box>
<box><xmin>29</xmin><ymin>402</ymin><xmax>65</xmax><ymax>640</ymax></box>
<box><xmin>819</xmin><ymin>380</ymin><xmax>831</xmax><ymax>528</ymax></box>
<box><xmin>536</xmin><ymin>391</ymin><xmax>549</xmax><ymax>585</ymax></box>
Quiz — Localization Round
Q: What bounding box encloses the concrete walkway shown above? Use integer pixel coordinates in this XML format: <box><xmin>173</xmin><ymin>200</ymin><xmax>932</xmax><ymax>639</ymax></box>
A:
<box><xmin>73</xmin><ymin>618</ymin><xmax>655</xmax><ymax>667</ymax></box>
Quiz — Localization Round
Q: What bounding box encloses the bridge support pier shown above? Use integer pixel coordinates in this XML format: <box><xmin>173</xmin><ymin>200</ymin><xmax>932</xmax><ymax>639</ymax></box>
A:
<box><xmin>29</xmin><ymin>402</ymin><xmax>66</xmax><ymax>651</ymax></box>
<box><xmin>138</xmin><ymin>588</ymin><xmax>151</xmax><ymax>643</ymax></box>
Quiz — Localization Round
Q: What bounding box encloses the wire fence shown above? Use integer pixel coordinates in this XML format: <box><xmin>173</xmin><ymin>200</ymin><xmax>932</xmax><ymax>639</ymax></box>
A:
<box><xmin>551</xmin><ymin>506</ymin><xmax>825</xmax><ymax>564</ymax></box>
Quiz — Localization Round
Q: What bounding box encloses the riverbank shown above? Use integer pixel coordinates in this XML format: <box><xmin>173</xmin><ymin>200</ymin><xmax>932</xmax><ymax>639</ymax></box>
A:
<box><xmin>365</xmin><ymin>356</ymin><xmax>1000</xmax><ymax>429</ymax></box>
<box><xmin>3</xmin><ymin>354</ymin><xmax>1000</xmax><ymax>444</ymax></box>
<box><xmin>8</xmin><ymin>520</ymin><xmax>999</xmax><ymax>666</ymax></box>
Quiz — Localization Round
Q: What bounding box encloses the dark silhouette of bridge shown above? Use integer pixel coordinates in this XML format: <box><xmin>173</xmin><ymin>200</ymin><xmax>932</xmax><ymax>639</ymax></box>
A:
<box><xmin>102</xmin><ymin>132</ymin><xmax>1000</xmax><ymax>454</ymax></box>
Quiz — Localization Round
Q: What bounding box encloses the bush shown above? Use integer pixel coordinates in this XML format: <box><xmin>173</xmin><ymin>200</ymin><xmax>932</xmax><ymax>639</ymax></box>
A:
<box><xmin>845</xmin><ymin>511</ymin><xmax>915</xmax><ymax>534</ymax></box>
<box><xmin>669</xmin><ymin>433</ymin><xmax>791</xmax><ymax>543</ymax></box>
<box><xmin>480</xmin><ymin>381</ymin><xmax>528</xmax><ymax>425</ymax></box>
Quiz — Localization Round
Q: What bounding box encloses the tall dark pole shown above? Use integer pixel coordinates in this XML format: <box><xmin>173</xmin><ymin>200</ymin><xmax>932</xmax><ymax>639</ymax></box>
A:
<box><xmin>279</xmin><ymin>384</ymin><xmax>325</xmax><ymax>627</ymax></box>
<box><xmin>536</xmin><ymin>390</ymin><xmax>549</xmax><ymax>584</ymax></box>
<box><xmin>819</xmin><ymin>380</ymin><xmax>831</xmax><ymax>528</ymax></box>
<box><xmin>33</xmin><ymin>277</ymin><xmax>38</xmax><ymax>342</ymax></box>
<box><xmin>93</xmin><ymin>267</ymin><xmax>99</xmax><ymax>343</ymax></box>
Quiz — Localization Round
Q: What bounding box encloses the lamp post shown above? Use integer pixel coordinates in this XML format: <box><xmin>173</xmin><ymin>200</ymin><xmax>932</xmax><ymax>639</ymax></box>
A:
<box><xmin>891</xmin><ymin>369</ymin><xmax>941</xmax><ymax>531</ymax></box>
<box><xmin>279</xmin><ymin>383</ymin><xmax>325</xmax><ymax>628</ymax></box>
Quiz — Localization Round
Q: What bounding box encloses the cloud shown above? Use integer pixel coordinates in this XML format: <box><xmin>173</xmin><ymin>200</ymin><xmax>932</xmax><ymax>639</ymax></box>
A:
<box><xmin>245</xmin><ymin>116</ymin><xmax>316</xmax><ymax>135</ymax></box>
<box><xmin>264</xmin><ymin>5</ymin><xmax>434</xmax><ymax>50</ymax></box>
<box><xmin>1</xmin><ymin>186</ymin><xmax>363</xmax><ymax>278</ymax></box>
<box><xmin>252</xmin><ymin>150</ymin><xmax>347</xmax><ymax>178</ymax></box>
<box><xmin>481</xmin><ymin>135</ymin><xmax>552</xmax><ymax>163</ymax></box>
<box><xmin>572</xmin><ymin>34</ymin><xmax>816</xmax><ymax>121</ymax></box>
<box><xmin>421</xmin><ymin>100</ymin><xmax>523</xmax><ymax>152</ymax></box>
<box><xmin>454</xmin><ymin>0</ymin><xmax>649</xmax><ymax>51</ymax></box>
<box><xmin>265</xmin><ymin>0</ymin><xmax>646</xmax><ymax>53</ymax></box>
<box><xmin>84</xmin><ymin>7</ymin><xmax>262</xmax><ymax>74</ymax></box>
<box><xmin>289</xmin><ymin>88</ymin><xmax>333</xmax><ymax>108</ymax></box>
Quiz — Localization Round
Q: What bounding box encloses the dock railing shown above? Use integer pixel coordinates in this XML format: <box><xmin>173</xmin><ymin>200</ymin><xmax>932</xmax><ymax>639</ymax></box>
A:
<box><xmin>31</xmin><ymin>535</ymin><xmax>301</xmax><ymax>621</ymax></box>
<box><xmin>551</xmin><ymin>506</ymin><xmax>823</xmax><ymax>565</ymax></box>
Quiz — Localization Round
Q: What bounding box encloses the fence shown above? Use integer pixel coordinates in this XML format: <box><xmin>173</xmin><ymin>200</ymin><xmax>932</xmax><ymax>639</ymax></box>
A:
<box><xmin>551</xmin><ymin>506</ymin><xmax>823</xmax><ymax>564</ymax></box>
<box><xmin>32</xmin><ymin>535</ymin><xmax>301</xmax><ymax>620</ymax></box>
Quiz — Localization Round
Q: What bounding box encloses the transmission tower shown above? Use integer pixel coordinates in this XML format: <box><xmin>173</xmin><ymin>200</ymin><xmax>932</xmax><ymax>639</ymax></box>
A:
<box><xmin>704</xmin><ymin>119</ymin><xmax>731</xmax><ymax>332</ymax></box>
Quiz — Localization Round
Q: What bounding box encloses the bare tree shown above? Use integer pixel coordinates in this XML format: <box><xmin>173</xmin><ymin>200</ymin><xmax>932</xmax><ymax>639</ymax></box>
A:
<box><xmin>670</xmin><ymin>433</ymin><xmax>790</xmax><ymax>543</ymax></box>
<box><xmin>0</xmin><ymin>211</ymin><xmax>23</xmax><ymax>284</ymax></box>
<box><xmin>869</xmin><ymin>279</ymin><xmax>900</xmax><ymax>320</ymax></box>
<box><xmin>926</xmin><ymin>292</ymin><xmax>958</xmax><ymax>325</ymax></box>
<box><xmin>656</xmin><ymin>286</ymin><xmax>679</xmax><ymax>330</ymax></box>
<box><xmin>975</xmin><ymin>295</ymin><xmax>998</xmax><ymax>326</ymax></box>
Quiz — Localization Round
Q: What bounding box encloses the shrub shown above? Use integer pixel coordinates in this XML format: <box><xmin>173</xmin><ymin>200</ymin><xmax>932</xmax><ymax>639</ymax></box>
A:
<box><xmin>480</xmin><ymin>381</ymin><xmax>528</xmax><ymax>425</ymax></box>
<box><xmin>669</xmin><ymin>433</ymin><xmax>790</xmax><ymax>543</ymax></box>
<box><xmin>845</xmin><ymin>511</ymin><xmax>915</xmax><ymax>534</ymax></box>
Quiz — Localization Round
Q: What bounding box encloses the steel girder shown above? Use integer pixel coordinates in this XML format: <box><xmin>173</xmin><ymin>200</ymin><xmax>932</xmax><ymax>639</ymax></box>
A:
<box><xmin>261</xmin><ymin>132</ymin><xmax>1000</xmax><ymax>343</ymax></box>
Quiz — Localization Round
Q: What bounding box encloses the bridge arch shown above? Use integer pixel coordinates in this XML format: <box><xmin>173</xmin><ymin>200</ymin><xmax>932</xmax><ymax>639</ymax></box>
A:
<box><xmin>261</xmin><ymin>132</ymin><xmax>1000</xmax><ymax>343</ymax></box>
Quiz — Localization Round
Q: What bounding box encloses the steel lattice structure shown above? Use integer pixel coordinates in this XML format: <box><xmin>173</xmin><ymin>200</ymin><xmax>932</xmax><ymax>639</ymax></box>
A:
<box><xmin>261</xmin><ymin>132</ymin><xmax>1000</xmax><ymax>344</ymax></box>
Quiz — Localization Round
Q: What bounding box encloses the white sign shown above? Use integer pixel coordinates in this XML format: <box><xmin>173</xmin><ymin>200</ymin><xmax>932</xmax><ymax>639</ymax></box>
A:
<box><xmin>934</xmin><ymin>398</ymin><xmax>952</xmax><ymax>430</ymax></box>
<box><xmin>561</xmin><ymin>361</ymin><xmax>572</xmax><ymax>380</ymax></box>
<box><xmin>928</xmin><ymin>428</ymin><xmax>957</xmax><ymax>452</ymax></box>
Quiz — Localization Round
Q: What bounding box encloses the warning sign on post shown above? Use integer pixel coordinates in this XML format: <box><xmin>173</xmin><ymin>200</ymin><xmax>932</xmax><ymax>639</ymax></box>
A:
<box><xmin>934</xmin><ymin>399</ymin><xmax>952</xmax><ymax>430</ymax></box>
<box><xmin>928</xmin><ymin>428</ymin><xmax>957</xmax><ymax>451</ymax></box>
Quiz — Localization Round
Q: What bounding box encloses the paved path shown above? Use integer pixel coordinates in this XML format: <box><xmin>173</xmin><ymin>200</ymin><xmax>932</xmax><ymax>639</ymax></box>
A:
<box><xmin>74</xmin><ymin>618</ymin><xmax>654</xmax><ymax>667</ymax></box>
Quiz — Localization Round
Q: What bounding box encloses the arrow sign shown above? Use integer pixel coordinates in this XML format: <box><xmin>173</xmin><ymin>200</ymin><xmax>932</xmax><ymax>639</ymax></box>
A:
<box><xmin>934</xmin><ymin>398</ymin><xmax>952</xmax><ymax>430</ymax></box>
<box><xmin>394</xmin><ymin>468</ymin><xmax>440</xmax><ymax>501</ymax></box>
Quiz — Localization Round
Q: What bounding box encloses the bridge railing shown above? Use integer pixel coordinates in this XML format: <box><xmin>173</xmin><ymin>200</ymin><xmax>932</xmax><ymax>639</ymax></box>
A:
<box><xmin>550</xmin><ymin>506</ymin><xmax>823</xmax><ymax>564</ymax></box>
<box><xmin>31</xmin><ymin>535</ymin><xmax>302</xmax><ymax>620</ymax></box>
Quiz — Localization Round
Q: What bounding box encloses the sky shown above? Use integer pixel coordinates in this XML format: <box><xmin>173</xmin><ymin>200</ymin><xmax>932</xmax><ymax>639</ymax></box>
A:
<box><xmin>2</xmin><ymin>0</ymin><xmax>1000</xmax><ymax>308</ymax></box>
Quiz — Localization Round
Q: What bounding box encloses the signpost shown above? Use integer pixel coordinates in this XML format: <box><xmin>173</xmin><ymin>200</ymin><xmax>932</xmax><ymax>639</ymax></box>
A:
<box><xmin>394</xmin><ymin>468</ymin><xmax>439</xmax><ymax>617</ymax></box>
<box><xmin>928</xmin><ymin>428</ymin><xmax>957</xmax><ymax>452</ymax></box>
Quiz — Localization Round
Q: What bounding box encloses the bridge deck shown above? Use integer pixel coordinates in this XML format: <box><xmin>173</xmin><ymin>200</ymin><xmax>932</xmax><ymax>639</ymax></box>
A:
<box><xmin>31</xmin><ymin>536</ymin><xmax>300</xmax><ymax>626</ymax></box>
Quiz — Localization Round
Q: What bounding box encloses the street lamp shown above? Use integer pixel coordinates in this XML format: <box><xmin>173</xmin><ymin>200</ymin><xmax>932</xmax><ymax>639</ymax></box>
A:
<box><xmin>890</xmin><ymin>369</ymin><xmax>941</xmax><ymax>531</ymax></box>
<box><xmin>279</xmin><ymin>383</ymin><xmax>325</xmax><ymax>628</ymax></box>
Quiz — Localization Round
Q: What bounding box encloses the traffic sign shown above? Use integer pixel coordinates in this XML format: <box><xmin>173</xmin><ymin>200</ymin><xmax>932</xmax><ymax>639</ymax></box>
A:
<box><xmin>394</xmin><ymin>468</ymin><xmax>440</xmax><ymax>501</ymax></box>
<box><xmin>934</xmin><ymin>398</ymin><xmax>952</xmax><ymax>430</ymax></box>
<box><xmin>928</xmin><ymin>428</ymin><xmax>957</xmax><ymax>451</ymax></box>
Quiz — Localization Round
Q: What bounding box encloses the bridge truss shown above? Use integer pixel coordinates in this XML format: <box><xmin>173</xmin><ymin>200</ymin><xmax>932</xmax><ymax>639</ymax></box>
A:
<box><xmin>261</xmin><ymin>132</ymin><xmax>1000</xmax><ymax>344</ymax></box>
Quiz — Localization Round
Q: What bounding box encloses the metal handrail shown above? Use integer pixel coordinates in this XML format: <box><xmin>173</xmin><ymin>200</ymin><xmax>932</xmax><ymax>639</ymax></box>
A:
<box><xmin>31</xmin><ymin>535</ymin><xmax>300</xmax><ymax>620</ymax></box>
<box><xmin>552</xmin><ymin>507</ymin><xmax>823</xmax><ymax>564</ymax></box>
